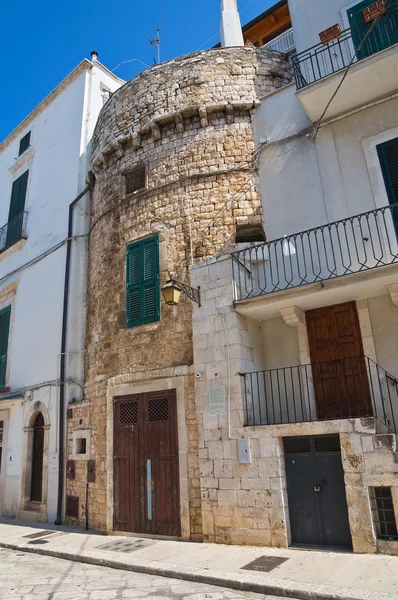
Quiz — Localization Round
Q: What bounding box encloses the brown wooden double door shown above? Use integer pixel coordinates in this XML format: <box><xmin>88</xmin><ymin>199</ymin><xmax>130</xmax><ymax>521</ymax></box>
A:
<box><xmin>306</xmin><ymin>302</ymin><xmax>372</xmax><ymax>420</ymax></box>
<box><xmin>114</xmin><ymin>389</ymin><xmax>181</xmax><ymax>536</ymax></box>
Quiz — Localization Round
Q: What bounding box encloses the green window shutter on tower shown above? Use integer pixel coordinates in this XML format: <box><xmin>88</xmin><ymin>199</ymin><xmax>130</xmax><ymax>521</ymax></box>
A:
<box><xmin>0</xmin><ymin>306</ymin><xmax>11</xmax><ymax>389</ymax></box>
<box><xmin>126</xmin><ymin>235</ymin><xmax>160</xmax><ymax>328</ymax></box>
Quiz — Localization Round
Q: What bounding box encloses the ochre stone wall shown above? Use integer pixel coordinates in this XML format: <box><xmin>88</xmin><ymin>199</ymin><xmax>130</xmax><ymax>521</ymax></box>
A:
<box><xmin>66</xmin><ymin>46</ymin><xmax>292</xmax><ymax>535</ymax></box>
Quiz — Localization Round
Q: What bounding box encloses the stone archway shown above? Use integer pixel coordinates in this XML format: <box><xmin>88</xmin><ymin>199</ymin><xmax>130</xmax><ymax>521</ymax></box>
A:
<box><xmin>18</xmin><ymin>401</ymin><xmax>50</xmax><ymax>520</ymax></box>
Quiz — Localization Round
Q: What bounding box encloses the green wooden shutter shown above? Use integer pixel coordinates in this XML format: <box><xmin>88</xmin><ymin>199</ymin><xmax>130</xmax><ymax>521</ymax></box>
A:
<box><xmin>377</xmin><ymin>137</ymin><xmax>398</xmax><ymax>205</ymax></box>
<box><xmin>9</xmin><ymin>170</ymin><xmax>29</xmax><ymax>221</ymax></box>
<box><xmin>348</xmin><ymin>0</ymin><xmax>398</xmax><ymax>61</ymax></box>
<box><xmin>0</xmin><ymin>306</ymin><xmax>11</xmax><ymax>389</ymax></box>
<box><xmin>126</xmin><ymin>235</ymin><xmax>160</xmax><ymax>328</ymax></box>
<box><xmin>6</xmin><ymin>170</ymin><xmax>28</xmax><ymax>248</ymax></box>
<box><xmin>19</xmin><ymin>131</ymin><xmax>31</xmax><ymax>156</ymax></box>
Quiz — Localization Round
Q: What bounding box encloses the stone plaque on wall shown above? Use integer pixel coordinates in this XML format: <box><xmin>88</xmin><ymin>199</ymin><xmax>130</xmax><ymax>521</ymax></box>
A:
<box><xmin>209</xmin><ymin>386</ymin><xmax>227</xmax><ymax>415</ymax></box>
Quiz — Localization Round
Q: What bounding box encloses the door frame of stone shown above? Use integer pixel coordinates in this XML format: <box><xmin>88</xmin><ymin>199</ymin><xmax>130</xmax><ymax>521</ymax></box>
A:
<box><xmin>106</xmin><ymin>371</ymin><xmax>191</xmax><ymax>538</ymax></box>
<box><xmin>20</xmin><ymin>401</ymin><xmax>50</xmax><ymax>515</ymax></box>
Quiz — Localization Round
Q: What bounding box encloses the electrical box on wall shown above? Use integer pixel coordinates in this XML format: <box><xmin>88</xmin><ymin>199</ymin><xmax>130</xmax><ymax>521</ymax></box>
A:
<box><xmin>238</xmin><ymin>438</ymin><xmax>251</xmax><ymax>464</ymax></box>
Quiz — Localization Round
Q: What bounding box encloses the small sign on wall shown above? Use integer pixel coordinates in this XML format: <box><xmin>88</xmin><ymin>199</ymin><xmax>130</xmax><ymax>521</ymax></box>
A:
<box><xmin>209</xmin><ymin>386</ymin><xmax>227</xmax><ymax>415</ymax></box>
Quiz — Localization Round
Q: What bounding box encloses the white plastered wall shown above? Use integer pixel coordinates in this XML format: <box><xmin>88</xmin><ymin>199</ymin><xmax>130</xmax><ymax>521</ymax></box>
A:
<box><xmin>254</xmin><ymin>84</ymin><xmax>398</xmax><ymax>242</ymax></box>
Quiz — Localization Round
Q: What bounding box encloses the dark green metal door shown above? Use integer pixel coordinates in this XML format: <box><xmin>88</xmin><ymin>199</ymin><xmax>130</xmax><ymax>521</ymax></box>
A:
<box><xmin>285</xmin><ymin>435</ymin><xmax>352</xmax><ymax>549</ymax></box>
<box><xmin>348</xmin><ymin>0</ymin><xmax>398</xmax><ymax>61</ymax></box>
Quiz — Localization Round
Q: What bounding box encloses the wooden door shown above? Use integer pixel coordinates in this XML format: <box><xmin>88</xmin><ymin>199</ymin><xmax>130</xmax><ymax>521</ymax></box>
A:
<box><xmin>30</xmin><ymin>412</ymin><xmax>44</xmax><ymax>502</ymax></box>
<box><xmin>306</xmin><ymin>302</ymin><xmax>372</xmax><ymax>420</ymax></box>
<box><xmin>114</xmin><ymin>389</ymin><xmax>180</xmax><ymax>536</ymax></box>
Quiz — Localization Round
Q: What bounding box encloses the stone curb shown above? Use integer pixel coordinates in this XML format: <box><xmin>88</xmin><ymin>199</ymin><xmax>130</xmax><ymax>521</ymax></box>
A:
<box><xmin>0</xmin><ymin>541</ymin><xmax>394</xmax><ymax>600</ymax></box>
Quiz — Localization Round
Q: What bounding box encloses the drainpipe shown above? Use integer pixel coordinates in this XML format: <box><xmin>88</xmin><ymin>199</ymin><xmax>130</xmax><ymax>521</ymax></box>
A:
<box><xmin>56</xmin><ymin>183</ymin><xmax>92</xmax><ymax>525</ymax></box>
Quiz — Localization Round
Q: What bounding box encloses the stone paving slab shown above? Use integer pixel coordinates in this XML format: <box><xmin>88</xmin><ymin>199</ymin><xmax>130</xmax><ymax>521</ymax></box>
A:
<box><xmin>0</xmin><ymin>520</ymin><xmax>397</xmax><ymax>600</ymax></box>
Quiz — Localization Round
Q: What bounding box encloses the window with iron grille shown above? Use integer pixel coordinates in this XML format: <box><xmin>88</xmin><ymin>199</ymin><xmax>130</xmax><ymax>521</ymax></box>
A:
<box><xmin>125</xmin><ymin>165</ymin><xmax>146</xmax><ymax>195</ymax></box>
<box><xmin>126</xmin><ymin>235</ymin><xmax>160</xmax><ymax>328</ymax></box>
<box><xmin>18</xmin><ymin>132</ymin><xmax>31</xmax><ymax>156</ymax></box>
<box><xmin>119</xmin><ymin>401</ymin><xmax>138</xmax><ymax>424</ymax></box>
<box><xmin>370</xmin><ymin>487</ymin><xmax>398</xmax><ymax>540</ymax></box>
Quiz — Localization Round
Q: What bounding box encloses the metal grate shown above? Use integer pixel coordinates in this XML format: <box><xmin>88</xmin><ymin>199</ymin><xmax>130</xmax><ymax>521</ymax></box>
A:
<box><xmin>370</xmin><ymin>487</ymin><xmax>398</xmax><ymax>540</ymax></box>
<box><xmin>148</xmin><ymin>397</ymin><xmax>169</xmax><ymax>422</ymax></box>
<box><xmin>96</xmin><ymin>538</ymin><xmax>157</xmax><ymax>553</ymax></box>
<box><xmin>66</xmin><ymin>495</ymin><xmax>79</xmax><ymax>519</ymax></box>
<box><xmin>119</xmin><ymin>402</ymin><xmax>138</xmax><ymax>425</ymax></box>
<box><xmin>23</xmin><ymin>530</ymin><xmax>57</xmax><ymax>540</ymax></box>
<box><xmin>241</xmin><ymin>356</ymin><xmax>398</xmax><ymax>433</ymax></box>
<box><xmin>241</xmin><ymin>555</ymin><xmax>289</xmax><ymax>573</ymax></box>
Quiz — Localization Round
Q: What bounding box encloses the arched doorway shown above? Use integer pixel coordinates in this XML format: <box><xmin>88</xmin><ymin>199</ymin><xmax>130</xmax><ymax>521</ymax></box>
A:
<box><xmin>30</xmin><ymin>412</ymin><xmax>44</xmax><ymax>502</ymax></box>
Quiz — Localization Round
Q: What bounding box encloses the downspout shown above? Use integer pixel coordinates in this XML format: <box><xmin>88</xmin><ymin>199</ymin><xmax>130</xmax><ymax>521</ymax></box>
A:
<box><xmin>56</xmin><ymin>183</ymin><xmax>92</xmax><ymax>525</ymax></box>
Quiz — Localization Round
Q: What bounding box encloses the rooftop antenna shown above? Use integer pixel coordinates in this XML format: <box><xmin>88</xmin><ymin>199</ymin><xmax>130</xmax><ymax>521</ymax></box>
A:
<box><xmin>149</xmin><ymin>8</ymin><xmax>164</xmax><ymax>64</ymax></box>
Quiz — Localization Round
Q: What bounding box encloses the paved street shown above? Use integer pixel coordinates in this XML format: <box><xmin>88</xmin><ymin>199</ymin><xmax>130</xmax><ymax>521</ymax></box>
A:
<box><xmin>0</xmin><ymin>547</ymin><xmax>292</xmax><ymax>600</ymax></box>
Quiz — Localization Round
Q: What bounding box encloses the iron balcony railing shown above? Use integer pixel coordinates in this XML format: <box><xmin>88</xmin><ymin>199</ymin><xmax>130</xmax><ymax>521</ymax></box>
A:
<box><xmin>0</xmin><ymin>211</ymin><xmax>28</xmax><ymax>253</ymax></box>
<box><xmin>241</xmin><ymin>356</ymin><xmax>398</xmax><ymax>434</ymax></box>
<box><xmin>264</xmin><ymin>28</ymin><xmax>295</xmax><ymax>54</ymax></box>
<box><xmin>232</xmin><ymin>203</ymin><xmax>398</xmax><ymax>302</ymax></box>
<box><xmin>292</xmin><ymin>3</ymin><xmax>398</xmax><ymax>89</ymax></box>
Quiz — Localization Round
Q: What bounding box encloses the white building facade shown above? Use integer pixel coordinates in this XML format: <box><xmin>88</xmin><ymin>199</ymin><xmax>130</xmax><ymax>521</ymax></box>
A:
<box><xmin>0</xmin><ymin>57</ymin><xmax>122</xmax><ymax>523</ymax></box>
<box><xmin>192</xmin><ymin>0</ymin><xmax>398</xmax><ymax>553</ymax></box>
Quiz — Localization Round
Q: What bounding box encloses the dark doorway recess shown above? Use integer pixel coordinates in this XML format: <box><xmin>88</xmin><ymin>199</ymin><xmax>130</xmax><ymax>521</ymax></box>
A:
<box><xmin>30</xmin><ymin>412</ymin><xmax>44</xmax><ymax>502</ymax></box>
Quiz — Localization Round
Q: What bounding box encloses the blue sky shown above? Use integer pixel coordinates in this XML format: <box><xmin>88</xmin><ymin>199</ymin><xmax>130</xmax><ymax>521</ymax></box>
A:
<box><xmin>0</xmin><ymin>0</ymin><xmax>273</xmax><ymax>142</ymax></box>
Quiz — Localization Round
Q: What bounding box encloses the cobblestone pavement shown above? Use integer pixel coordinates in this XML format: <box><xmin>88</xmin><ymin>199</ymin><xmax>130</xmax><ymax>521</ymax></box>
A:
<box><xmin>0</xmin><ymin>547</ymin><xmax>293</xmax><ymax>600</ymax></box>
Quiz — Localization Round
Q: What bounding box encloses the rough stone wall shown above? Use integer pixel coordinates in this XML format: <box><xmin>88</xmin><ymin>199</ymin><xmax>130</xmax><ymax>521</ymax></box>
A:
<box><xmin>66</xmin><ymin>46</ymin><xmax>292</xmax><ymax>535</ymax></box>
<box><xmin>190</xmin><ymin>255</ymin><xmax>398</xmax><ymax>553</ymax></box>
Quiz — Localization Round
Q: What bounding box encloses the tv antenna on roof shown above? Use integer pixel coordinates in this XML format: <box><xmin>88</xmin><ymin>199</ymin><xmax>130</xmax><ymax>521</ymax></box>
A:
<box><xmin>149</xmin><ymin>8</ymin><xmax>164</xmax><ymax>64</ymax></box>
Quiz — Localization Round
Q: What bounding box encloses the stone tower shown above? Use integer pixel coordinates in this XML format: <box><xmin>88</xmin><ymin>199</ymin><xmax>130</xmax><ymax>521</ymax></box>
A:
<box><xmin>65</xmin><ymin>46</ymin><xmax>291</xmax><ymax>537</ymax></box>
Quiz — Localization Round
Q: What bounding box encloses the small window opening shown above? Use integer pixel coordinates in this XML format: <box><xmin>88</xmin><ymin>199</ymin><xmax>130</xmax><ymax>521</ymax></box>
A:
<box><xmin>236</xmin><ymin>224</ymin><xmax>265</xmax><ymax>244</ymax></box>
<box><xmin>370</xmin><ymin>487</ymin><xmax>398</xmax><ymax>540</ymax></box>
<box><xmin>101</xmin><ymin>86</ymin><xmax>111</xmax><ymax>105</ymax></box>
<box><xmin>125</xmin><ymin>165</ymin><xmax>146</xmax><ymax>195</ymax></box>
<box><xmin>76</xmin><ymin>438</ymin><xmax>87</xmax><ymax>455</ymax></box>
<box><xmin>19</xmin><ymin>132</ymin><xmax>31</xmax><ymax>156</ymax></box>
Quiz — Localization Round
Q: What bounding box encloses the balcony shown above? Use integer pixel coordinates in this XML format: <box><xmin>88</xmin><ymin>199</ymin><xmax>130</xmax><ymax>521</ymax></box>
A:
<box><xmin>241</xmin><ymin>356</ymin><xmax>398</xmax><ymax>433</ymax></box>
<box><xmin>264</xmin><ymin>28</ymin><xmax>295</xmax><ymax>54</ymax></box>
<box><xmin>0</xmin><ymin>212</ymin><xmax>28</xmax><ymax>254</ymax></box>
<box><xmin>291</xmin><ymin>3</ymin><xmax>398</xmax><ymax>121</ymax></box>
<box><xmin>232</xmin><ymin>204</ymin><xmax>398</xmax><ymax>319</ymax></box>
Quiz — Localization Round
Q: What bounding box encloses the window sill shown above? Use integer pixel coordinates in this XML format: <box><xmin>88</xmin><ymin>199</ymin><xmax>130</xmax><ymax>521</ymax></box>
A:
<box><xmin>9</xmin><ymin>147</ymin><xmax>36</xmax><ymax>175</ymax></box>
<box><xmin>0</xmin><ymin>238</ymin><xmax>26</xmax><ymax>263</ymax></box>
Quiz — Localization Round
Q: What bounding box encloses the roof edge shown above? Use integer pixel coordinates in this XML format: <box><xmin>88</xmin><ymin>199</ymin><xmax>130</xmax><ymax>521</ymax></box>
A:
<box><xmin>0</xmin><ymin>58</ymin><xmax>116</xmax><ymax>154</ymax></box>
<box><xmin>242</xmin><ymin>0</ymin><xmax>288</xmax><ymax>33</ymax></box>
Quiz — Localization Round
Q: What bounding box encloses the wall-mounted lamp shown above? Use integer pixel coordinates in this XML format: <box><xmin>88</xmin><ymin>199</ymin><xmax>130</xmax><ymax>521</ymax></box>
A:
<box><xmin>161</xmin><ymin>279</ymin><xmax>201</xmax><ymax>307</ymax></box>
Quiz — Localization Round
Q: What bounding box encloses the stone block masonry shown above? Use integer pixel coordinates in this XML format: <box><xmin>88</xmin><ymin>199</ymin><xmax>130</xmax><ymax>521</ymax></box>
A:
<box><xmin>191</xmin><ymin>254</ymin><xmax>398</xmax><ymax>553</ymax></box>
<box><xmin>66</xmin><ymin>46</ymin><xmax>292</xmax><ymax>537</ymax></box>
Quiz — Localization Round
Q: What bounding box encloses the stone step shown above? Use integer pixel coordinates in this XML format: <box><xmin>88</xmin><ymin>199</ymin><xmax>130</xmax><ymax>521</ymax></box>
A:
<box><xmin>15</xmin><ymin>509</ymin><xmax>48</xmax><ymax>524</ymax></box>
